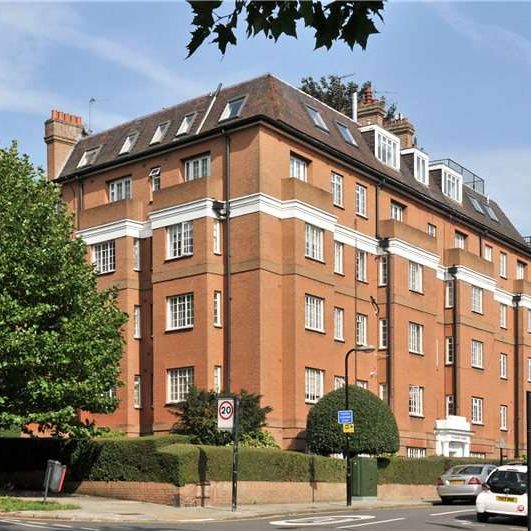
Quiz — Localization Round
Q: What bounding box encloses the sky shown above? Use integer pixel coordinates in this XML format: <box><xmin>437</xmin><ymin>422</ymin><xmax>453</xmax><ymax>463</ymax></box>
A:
<box><xmin>1</xmin><ymin>1</ymin><xmax>530</xmax><ymax>233</ymax></box>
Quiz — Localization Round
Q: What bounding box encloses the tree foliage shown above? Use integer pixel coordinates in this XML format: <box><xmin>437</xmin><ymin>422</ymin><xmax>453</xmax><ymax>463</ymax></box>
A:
<box><xmin>306</xmin><ymin>385</ymin><xmax>399</xmax><ymax>456</ymax></box>
<box><xmin>186</xmin><ymin>1</ymin><xmax>385</xmax><ymax>57</ymax></box>
<box><xmin>171</xmin><ymin>387</ymin><xmax>273</xmax><ymax>446</ymax></box>
<box><xmin>0</xmin><ymin>143</ymin><xmax>127</xmax><ymax>437</ymax></box>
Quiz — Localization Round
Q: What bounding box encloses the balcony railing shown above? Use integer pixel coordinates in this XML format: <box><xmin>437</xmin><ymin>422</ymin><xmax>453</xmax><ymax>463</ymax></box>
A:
<box><xmin>431</xmin><ymin>158</ymin><xmax>485</xmax><ymax>195</ymax></box>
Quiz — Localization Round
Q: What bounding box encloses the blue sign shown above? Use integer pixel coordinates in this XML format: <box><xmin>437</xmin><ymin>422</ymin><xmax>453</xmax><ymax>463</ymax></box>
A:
<box><xmin>337</xmin><ymin>410</ymin><xmax>354</xmax><ymax>424</ymax></box>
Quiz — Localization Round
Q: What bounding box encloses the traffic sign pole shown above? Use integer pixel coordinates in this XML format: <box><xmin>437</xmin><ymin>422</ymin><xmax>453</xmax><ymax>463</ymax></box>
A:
<box><xmin>231</xmin><ymin>396</ymin><xmax>239</xmax><ymax>512</ymax></box>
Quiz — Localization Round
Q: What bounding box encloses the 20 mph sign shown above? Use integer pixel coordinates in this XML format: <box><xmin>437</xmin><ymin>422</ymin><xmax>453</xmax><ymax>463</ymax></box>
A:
<box><xmin>217</xmin><ymin>398</ymin><xmax>235</xmax><ymax>431</ymax></box>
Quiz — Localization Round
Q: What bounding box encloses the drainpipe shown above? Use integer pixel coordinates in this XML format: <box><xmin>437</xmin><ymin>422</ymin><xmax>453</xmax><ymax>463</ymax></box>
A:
<box><xmin>514</xmin><ymin>294</ymin><xmax>521</xmax><ymax>457</ymax></box>
<box><xmin>380</xmin><ymin>237</ymin><xmax>392</xmax><ymax>409</ymax></box>
<box><xmin>449</xmin><ymin>266</ymin><xmax>459</xmax><ymax>416</ymax></box>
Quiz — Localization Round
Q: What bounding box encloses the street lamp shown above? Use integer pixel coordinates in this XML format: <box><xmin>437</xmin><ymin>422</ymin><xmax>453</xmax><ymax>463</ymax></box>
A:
<box><xmin>345</xmin><ymin>344</ymin><xmax>375</xmax><ymax>507</ymax></box>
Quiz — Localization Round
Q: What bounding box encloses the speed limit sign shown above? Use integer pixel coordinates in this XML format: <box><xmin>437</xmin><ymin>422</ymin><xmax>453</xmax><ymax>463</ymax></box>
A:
<box><xmin>217</xmin><ymin>398</ymin><xmax>235</xmax><ymax>430</ymax></box>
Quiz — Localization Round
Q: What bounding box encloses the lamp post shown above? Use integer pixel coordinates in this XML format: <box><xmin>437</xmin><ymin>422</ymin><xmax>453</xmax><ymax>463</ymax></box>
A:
<box><xmin>345</xmin><ymin>344</ymin><xmax>375</xmax><ymax>507</ymax></box>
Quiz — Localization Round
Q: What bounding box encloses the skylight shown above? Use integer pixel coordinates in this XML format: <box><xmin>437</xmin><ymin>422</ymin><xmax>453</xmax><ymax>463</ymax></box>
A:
<box><xmin>468</xmin><ymin>195</ymin><xmax>485</xmax><ymax>215</ymax></box>
<box><xmin>219</xmin><ymin>96</ymin><xmax>246</xmax><ymax>122</ymax></box>
<box><xmin>150</xmin><ymin>121</ymin><xmax>170</xmax><ymax>144</ymax></box>
<box><xmin>77</xmin><ymin>146</ymin><xmax>101</xmax><ymax>168</ymax></box>
<box><xmin>306</xmin><ymin>105</ymin><xmax>328</xmax><ymax>131</ymax></box>
<box><xmin>119</xmin><ymin>131</ymin><xmax>139</xmax><ymax>155</ymax></box>
<box><xmin>176</xmin><ymin>112</ymin><xmax>196</xmax><ymax>136</ymax></box>
<box><xmin>485</xmin><ymin>204</ymin><xmax>499</xmax><ymax>222</ymax></box>
<box><xmin>336</xmin><ymin>122</ymin><xmax>357</xmax><ymax>146</ymax></box>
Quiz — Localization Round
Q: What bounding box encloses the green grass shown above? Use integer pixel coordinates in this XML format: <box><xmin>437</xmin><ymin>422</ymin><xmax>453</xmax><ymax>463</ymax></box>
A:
<box><xmin>0</xmin><ymin>497</ymin><xmax>79</xmax><ymax>512</ymax></box>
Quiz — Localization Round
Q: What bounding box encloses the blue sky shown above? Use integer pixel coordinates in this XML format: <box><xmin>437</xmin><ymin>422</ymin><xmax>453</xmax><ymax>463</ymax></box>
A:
<box><xmin>1</xmin><ymin>1</ymin><xmax>530</xmax><ymax>232</ymax></box>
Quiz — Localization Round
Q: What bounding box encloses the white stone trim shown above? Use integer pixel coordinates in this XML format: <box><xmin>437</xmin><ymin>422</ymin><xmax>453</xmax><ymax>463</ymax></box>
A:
<box><xmin>150</xmin><ymin>198</ymin><xmax>216</xmax><ymax>229</ymax></box>
<box><xmin>494</xmin><ymin>288</ymin><xmax>514</xmax><ymax>306</ymax></box>
<box><xmin>334</xmin><ymin>226</ymin><xmax>379</xmax><ymax>255</ymax></box>
<box><xmin>453</xmin><ymin>266</ymin><xmax>496</xmax><ymax>292</ymax></box>
<box><xmin>519</xmin><ymin>294</ymin><xmax>531</xmax><ymax>310</ymax></box>
<box><xmin>359</xmin><ymin>123</ymin><xmax>400</xmax><ymax>143</ymax></box>
<box><xmin>77</xmin><ymin>219</ymin><xmax>151</xmax><ymax>245</ymax></box>
<box><xmin>386</xmin><ymin>238</ymin><xmax>440</xmax><ymax>271</ymax></box>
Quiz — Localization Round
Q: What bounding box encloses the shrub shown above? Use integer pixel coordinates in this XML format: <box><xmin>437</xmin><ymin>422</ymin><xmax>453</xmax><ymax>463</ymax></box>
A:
<box><xmin>306</xmin><ymin>385</ymin><xmax>399</xmax><ymax>456</ymax></box>
<box><xmin>240</xmin><ymin>430</ymin><xmax>279</xmax><ymax>448</ymax></box>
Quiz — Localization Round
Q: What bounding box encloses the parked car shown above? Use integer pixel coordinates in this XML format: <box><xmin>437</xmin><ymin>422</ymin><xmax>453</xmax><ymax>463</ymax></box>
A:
<box><xmin>436</xmin><ymin>463</ymin><xmax>497</xmax><ymax>504</ymax></box>
<box><xmin>476</xmin><ymin>464</ymin><xmax>527</xmax><ymax>522</ymax></box>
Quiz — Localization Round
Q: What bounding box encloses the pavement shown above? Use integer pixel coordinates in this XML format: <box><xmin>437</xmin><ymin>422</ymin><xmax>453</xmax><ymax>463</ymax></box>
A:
<box><xmin>0</xmin><ymin>493</ymin><xmax>437</xmax><ymax>523</ymax></box>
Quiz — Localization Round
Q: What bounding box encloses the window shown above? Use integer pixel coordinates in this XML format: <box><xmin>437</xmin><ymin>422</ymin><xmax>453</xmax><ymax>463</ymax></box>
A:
<box><xmin>214</xmin><ymin>366</ymin><xmax>222</xmax><ymax>394</ymax></box>
<box><xmin>290</xmin><ymin>155</ymin><xmax>308</xmax><ymax>181</ymax></box>
<box><xmin>500</xmin><ymin>303</ymin><xmax>507</xmax><ymax>329</ymax></box>
<box><xmin>334</xmin><ymin>242</ymin><xmax>344</xmax><ymax>275</ymax></box>
<box><xmin>167</xmin><ymin>221</ymin><xmax>193</xmax><ymax>259</ymax></box>
<box><xmin>336</xmin><ymin>122</ymin><xmax>357</xmax><ymax>145</ymax></box>
<box><xmin>378</xmin><ymin>319</ymin><xmax>388</xmax><ymax>349</ymax></box>
<box><xmin>408</xmin><ymin>262</ymin><xmax>423</xmax><ymax>293</ymax></box>
<box><xmin>427</xmin><ymin>223</ymin><xmax>437</xmax><ymax>238</ymax></box>
<box><xmin>485</xmin><ymin>204</ymin><xmax>499</xmax><ymax>222</ymax></box>
<box><xmin>409</xmin><ymin>386</ymin><xmax>424</xmax><ymax>417</ymax></box>
<box><xmin>334</xmin><ymin>376</ymin><xmax>345</xmax><ymax>390</ymax></box>
<box><xmin>454</xmin><ymin>231</ymin><xmax>466</xmax><ymax>249</ymax></box>
<box><xmin>356</xmin><ymin>313</ymin><xmax>368</xmax><ymax>346</ymax></box>
<box><xmin>445</xmin><ymin>395</ymin><xmax>455</xmax><ymax>416</ymax></box>
<box><xmin>213</xmin><ymin>219</ymin><xmax>222</xmax><ymax>255</ymax></box>
<box><xmin>166</xmin><ymin>293</ymin><xmax>194</xmax><ymax>330</ymax></box>
<box><xmin>133</xmin><ymin>375</ymin><xmax>141</xmax><ymax>408</ymax></box>
<box><xmin>133</xmin><ymin>305</ymin><xmax>141</xmax><ymax>339</ymax></box>
<box><xmin>93</xmin><ymin>241</ymin><xmax>116</xmax><ymax>274</ymax></box>
<box><xmin>390</xmin><ymin>201</ymin><xmax>404</xmax><ymax>222</ymax></box>
<box><xmin>414</xmin><ymin>152</ymin><xmax>429</xmax><ymax>185</ymax></box>
<box><xmin>305</xmin><ymin>295</ymin><xmax>324</xmax><ymax>332</ymax></box>
<box><xmin>379</xmin><ymin>384</ymin><xmax>388</xmax><ymax>402</ymax></box>
<box><xmin>471</xmin><ymin>340</ymin><xmax>484</xmax><ymax>369</ymax></box>
<box><xmin>334</xmin><ymin>307</ymin><xmax>344</xmax><ymax>341</ymax></box>
<box><xmin>471</xmin><ymin>397</ymin><xmax>484</xmax><ymax>424</ymax></box>
<box><xmin>356</xmin><ymin>380</ymin><xmax>368</xmax><ymax>389</ymax></box>
<box><xmin>355</xmin><ymin>184</ymin><xmax>367</xmax><ymax>216</ymax></box>
<box><xmin>442</xmin><ymin>170</ymin><xmax>462</xmax><ymax>202</ymax></box>
<box><xmin>379</xmin><ymin>255</ymin><xmax>388</xmax><ymax>286</ymax></box>
<box><xmin>406</xmin><ymin>447</ymin><xmax>427</xmax><ymax>459</ymax></box>
<box><xmin>469</xmin><ymin>195</ymin><xmax>485</xmax><ymax>214</ymax></box>
<box><xmin>176</xmin><ymin>112</ymin><xmax>196</xmax><ymax>136</ymax></box>
<box><xmin>500</xmin><ymin>252</ymin><xmax>507</xmax><ymax>278</ymax></box>
<box><xmin>108</xmin><ymin>176</ymin><xmax>132</xmax><ymax>202</ymax></box>
<box><xmin>517</xmin><ymin>261</ymin><xmax>527</xmax><ymax>280</ymax></box>
<box><xmin>500</xmin><ymin>405</ymin><xmax>508</xmax><ymax>431</ymax></box>
<box><xmin>500</xmin><ymin>353</ymin><xmax>508</xmax><ymax>379</ymax></box>
<box><xmin>470</xmin><ymin>452</ymin><xmax>486</xmax><ymax>459</ymax></box>
<box><xmin>167</xmin><ymin>367</ymin><xmax>194</xmax><ymax>403</ymax></box>
<box><xmin>445</xmin><ymin>280</ymin><xmax>455</xmax><ymax>308</ymax></box>
<box><xmin>185</xmin><ymin>154</ymin><xmax>210</xmax><ymax>181</ymax></box>
<box><xmin>149</xmin><ymin>166</ymin><xmax>161</xmax><ymax>192</ymax></box>
<box><xmin>408</xmin><ymin>322</ymin><xmax>423</xmax><ymax>354</ymax></box>
<box><xmin>484</xmin><ymin>244</ymin><xmax>493</xmax><ymax>262</ymax></box>
<box><xmin>150</xmin><ymin>121</ymin><xmax>170</xmax><ymax>144</ymax></box>
<box><xmin>306</xmin><ymin>105</ymin><xmax>328</xmax><ymax>131</ymax></box>
<box><xmin>77</xmin><ymin>146</ymin><xmax>101</xmax><ymax>168</ymax></box>
<box><xmin>133</xmin><ymin>238</ymin><xmax>141</xmax><ymax>271</ymax></box>
<box><xmin>376</xmin><ymin>130</ymin><xmax>399</xmax><ymax>169</ymax></box>
<box><xmin>331</xmin><ymin>172</ymin><xmax>343</xmax><ymax>207</ymax></box>
<box><xmin>471</xmin><ymin>286</ymin><xmax>483</xmax><ymax>314</ymax></box>
<box><xmin>445</xmin><ymin>336</ymin><xmax>454</xmax><ymax>365</ymax></box>
<box><xmin>305</xmin><ymin>224</ymin><xmax>324</xmax><ymax>261</ymax></box>
<box><xmin>119</xmin><ymin>131</ymin><xmax>139</xmax><ymax>155</ymax></box>
<box><xmin>356</xmin><ymin>250</ymin><xmax>367</xmax><ymax>282</ymax></box>
<box><xmin>305</xmin><ymin>368</ymin><xmax>324</xmax><ymax>403</ymax></box>
<box><xmin>213</xmin><ymin>291</ymin><xmax>222</xmax><ymax>327</ymax></box>
<box><xmin>219</xmin><ymin>96</ymin><xmax>245</xmax><ymax>121</ymax></box>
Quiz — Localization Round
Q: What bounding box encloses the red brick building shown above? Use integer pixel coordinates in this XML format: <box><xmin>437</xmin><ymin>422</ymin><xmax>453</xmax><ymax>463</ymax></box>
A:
<box><xmin>45</xmin><ymin>75</ymin><xmax>531</xmax><ymax>457</ymax></box>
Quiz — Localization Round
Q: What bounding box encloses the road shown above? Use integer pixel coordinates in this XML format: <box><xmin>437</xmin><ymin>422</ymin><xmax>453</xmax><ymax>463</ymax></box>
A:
<box><xmin>0</xmin><ymin>505</ymin><xmax>527</xmax><ymax>530</ymax></box>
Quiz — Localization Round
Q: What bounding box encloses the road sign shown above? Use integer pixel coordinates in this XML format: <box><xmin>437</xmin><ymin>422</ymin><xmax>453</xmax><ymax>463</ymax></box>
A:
<box><xmin>342</xmin><ymin>423</ymin><xmax>355</xmax><ymax>433</ymax></box>
<box><xmin>217</xmin><ymin>398</ymin><xmax>235</xmax><ymax>430</ymax></box>
<box><xmin>337</xmin><ymin>409</ymin><xmax>354</xmax><ymax>424</ymax></box>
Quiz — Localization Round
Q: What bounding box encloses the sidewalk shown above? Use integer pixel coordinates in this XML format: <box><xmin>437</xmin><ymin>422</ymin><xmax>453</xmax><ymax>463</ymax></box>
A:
<box><xmin>1</xmin><ymin>493</ymin><xmax>436</xmax><ymax>523</ymax></box>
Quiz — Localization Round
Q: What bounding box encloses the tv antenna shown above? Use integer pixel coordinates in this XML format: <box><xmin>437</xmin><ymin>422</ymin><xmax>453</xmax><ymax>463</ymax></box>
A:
<box><xmin>88</xmin><ymin>97</ymin><xmax>110</xmax><ymax>134</ymax></box>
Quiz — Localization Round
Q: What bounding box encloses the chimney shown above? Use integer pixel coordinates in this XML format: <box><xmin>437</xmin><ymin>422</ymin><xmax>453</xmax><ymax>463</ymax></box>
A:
<box><xmin>44</xmin><ymin>110</ymin><xmax>85</xmax><ymax>181</ymax></box>
<box><xmin>384</xmin><ymin>116</ymin><xmax>416</xmax><ymax>149</ymax></box>
<box><xmin>357</xmin><ymin>83</ymin><xmax>386</xmax><ymax>127</ymax></box>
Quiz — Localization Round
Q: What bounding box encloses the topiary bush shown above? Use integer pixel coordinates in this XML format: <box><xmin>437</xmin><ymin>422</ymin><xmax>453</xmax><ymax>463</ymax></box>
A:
<box><xmin>306</xmin><ymin>385</ymin><xmax>399</xmax><ymax>456</ymax></box>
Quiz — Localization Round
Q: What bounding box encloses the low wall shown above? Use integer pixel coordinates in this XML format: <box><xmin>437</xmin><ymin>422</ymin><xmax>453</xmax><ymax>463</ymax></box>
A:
<box><xmin>378</xmin><ymin>484</ymin><xmax>437</xmax><ymax>501</ymax></box>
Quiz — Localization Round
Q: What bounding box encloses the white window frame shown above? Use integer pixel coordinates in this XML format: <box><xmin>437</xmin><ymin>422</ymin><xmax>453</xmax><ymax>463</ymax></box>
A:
<box><xmin>305</xmin><ymin>367</ymin><xmax>324</xmax><ymax>403</ymax></box>
<box><xmin>166</xmin><ymin>221</ymin><xmax>194</xmax><ymax>259</ymax></box>
<box><xmin>219</xmin><ymin>96</ymin><xmax>246</xmax><ymax>121</ymax></box>
<box><xmin>92</xmin><ymin>240</ymin><xmax>116</xmax><ymax>274</ymax></box>
<box><xmin>378</xmin><ymin>318</ymin><xmax>388</xmax><ymax>349</ymax></box>
<box><xmin>356</xmin><ymin>380</ymin><xmax>368</xmax><ymax>389</ymax></box>
<box><xmin>500</xmin><ymin>303</ymin><xmax>507</xmax><ymax>329</ymax></box>
<box><xmin>471</xmin><ymin>396</ymin><xmax>484</xmax><ymax>425</ymax></box>
<box><xmin>484</xmin><ymin>244</ymin><xmax>493</xmax><ymax>262</ymax></box>
<box><xmin>445</xmin><ymin>336</ymin><xmax>454</xmax><ymax>365</ymax></box>
<box><xmin>214</xmin><ymin>291</ymin><xmax>222</xmax><ymax>327</ymax></box>
<box><xmin>517</xmin><ymin>261</ymin><xmax>527</xmax><ymax>280</ymax></box>
<box><xmin>149</xmin><ymin>166</ymin><xmax>161</xmax><ymax>192</ymax></box>
<box><xmin>334</xmin><ymin>241</ymin><xmax>344</xmax><ymax>275</ymax></box>
<box><xmin>500</xmin><ymin>252</ymin><xmax>507</xmax><ymax>278</ymax></box>
<box><xmin>290</xmin><ymin>155</ymin><xmax>308</xmax><ymax>182</ymax></box>
<box><xmin>150</xmin><ymin>121</ymin><xmax>170</xmax><ymax>145</ymax></box>
<box><xmin>454</xmin><ymin>231</ymin><xmax>466</xmax><ymax>249</ymax></box>
<box><xmin>500</xmin><ymin>353</ymin><xmax>508</xmax><ymax>379</ymax></box>
<box><xmin>528</xmin><ymin>357</ymin><xmax>531</xmax><ymax>382</ymax></box>
<box><xmin>334</xmin><ymin>307</ymin><xmax>344</xmax><ymax>341</ymax></box>
<box><xmin>185</xmin><ymin>154</ymin><xmax>211</xmax><ymax>181</ymax></box>
<box><xmin>119</xmin><ymin>131</ymin><xmax>139</xmax><ymax>155</ymax></box>
<box><xmin>373</xmin><ymin>128</ymin><xmax>400</xmax><ymax>170</ymax></box>
<box><xmin>176</xmin><ymin>112</ymin><xmax>196</xmax><ymax>136</ymax></box>
<box><xmin>305</xmin><ymin>295</ymin><xmax>324</xmax><ymax>333</ymax></box>
<box><xmin>214</xmin><ymin>366</ymin><xmax>222</xmax><ymax>394</ymax></box>
<box><xmin>378</xmin><ymin>255</ymin><xmax>388</xmax><ymax>286</ymax></box>
<box><xmin>166</xmin><ymin>293</ymin><xmax>194</xmax><ymax>331</ymax></box>
<box><xmin>305</xmin><ymin>223</ymin><xmax>324</xmax><ymax>262</ymax></box>
<box><xmin>133</xmin><ymin>305</ymin><xmax>141</xmax><ymax>339</ymax></box>
<box><xmin>427</xmin><ymin>223</ymin><xmax>437</xmax><ymax>238</ymax></box>
<box><xmin>336</xmin><ymin>122</ymin><xmax>357</xmax><ymax>146</ymax></box>
<box><xmin>406</xmin><ymin>447</ymin><xmax>427</xmax><ymax>459</ymax></box>
<box><xmin>414</xmin><ymin>151</ymin><xmax>429</xmax><ymax>185</ymax></box>
<box><xmin>471</xmin><ymin>286</ymin><xmax>484</xmax><ymax>314</ymax></box>
<box><xmin>108</xmin><ymin>176</ymin><xmax>132</xmax><ymax>203</ymax></box>
<box><xmin>167</xmin><ymin>367</ymin><xmax>194</xmax><ymax>403</ymax></box>
<box><xmin>77</xmin><ymin>146</ymin><xmax>101</xmax><ymax>168</ymax></box>
<box><xmin>442</xmin><ymin>169</ymin><xmax>463</xmax><ymax>203</ymax></box>
<box><xmin>355</xmin><ymin>184</ymin><xmax>367</xmax><ymax>217</ymax></box>
<box><xmin>408</xmin><ymin>386</ymin><xmax>424</xmax><ymax>417</ymax></box>
<box><xmin>408</xmin><ymin>261</ymin><xmax>423</xmax><ymax>293</ymax></box>
<box><xmin>500</xmin><ymin>405</ymin><xmax>508</xmax><ymax>431</ymax></box>
<box><xmin>445</xmin><ymin>394</ymin><xmax>455</xmax><ymax>417</ymax></box>
<box><xmin>334</xmin><ymin>376</ymin><xmax>345</xmax><ymax>390</ymax></box>
<box><xmin>133</xmin><ymin>238</ymin><xmax>141</xmax><ymax>271</ymax></box>
<box><xmin>445</xmin><ymin>280</ymin><xmax>455</xmax><ymax>308</ymax></box>
<box><xmin>356</xmin><ymin>249</ymin><xmax>367</xmax><ymax>282</ymax></box>
<box><xmin>213</xmin><ymin>219</ymin><xmax>222</xmax><ymax>255</ymax></box>
<box><xmin>471</xmin><ymin>339</ymin><xmax>484</xmax><ymax>369</ymax></box>
<box><xmin>306</xmin><ymin>105</ymin><xmax>329</xmax><ymax>131</ymax></box>
<box><xmin>133</xmin><ymin>375</ymin><xmax>142</xmax><ymax>408</ymax></box>
<box><xmin>379</xmin><ymin>384</ymin><xmax>388</xmax><ymax>402</ymax></box>
<box><xmin>356</xmin><ymin>313</ymin><xmax>368</xmax><ymax>346</ymax></box>
<box><xmin>408</xmin><ymin>322</ymin><xmax>423</xmax><ymax>355</ymax></box>
<box><xmin>390</xmin><ymin>201</ymin><xmax>404</xmax><ymax>222</ymax></box>
<box><xmin>331</xmin><ymin>172</ymin><xmax>343</xmax><ymax>207</ymax></box>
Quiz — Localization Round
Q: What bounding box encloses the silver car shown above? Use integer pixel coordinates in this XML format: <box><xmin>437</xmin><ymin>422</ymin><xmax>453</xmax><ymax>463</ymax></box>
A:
<box><xmin>437</xmin><ymin>464</ymin><xmax>497</xmax><ymax>504</ymax></box>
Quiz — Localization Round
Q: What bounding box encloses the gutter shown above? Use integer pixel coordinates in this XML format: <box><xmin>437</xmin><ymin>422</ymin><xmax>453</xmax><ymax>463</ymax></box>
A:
<box><xmin>513</xmin><ymin>294</ymin><xmax>521</xmax><ymax>456</ymax></box>
<box><xmin>448</xmin><ymin>266</ymin><xmax>459</xmax><ymax>416</ymax></box>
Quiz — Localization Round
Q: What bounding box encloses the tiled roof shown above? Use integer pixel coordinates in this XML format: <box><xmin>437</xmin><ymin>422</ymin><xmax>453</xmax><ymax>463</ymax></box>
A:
<box><xmin>57</xmin><ymin>74</ymin><xmax>527</xmax><ymax>250</ymax></box>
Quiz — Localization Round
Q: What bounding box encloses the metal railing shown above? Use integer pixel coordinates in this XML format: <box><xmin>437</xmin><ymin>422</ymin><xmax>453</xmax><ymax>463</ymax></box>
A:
<box><xmin>430</xmin><ymin>158</ymin><xmax>485</xmax><ymax>195</ymax></box>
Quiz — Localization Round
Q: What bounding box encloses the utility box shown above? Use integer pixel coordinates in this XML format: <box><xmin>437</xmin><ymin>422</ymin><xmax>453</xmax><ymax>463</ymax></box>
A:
<box><xmin>351</xmin><ymin>457</ymin><xmax>377</xmax><ymax>498</ymax></box>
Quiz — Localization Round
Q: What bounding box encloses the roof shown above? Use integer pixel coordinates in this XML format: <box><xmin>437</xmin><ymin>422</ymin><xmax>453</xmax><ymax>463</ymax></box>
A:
<box><xmin>57</xmin><ymin>73</ymin><xmax>528</xmax><ymax>251</ymax></box>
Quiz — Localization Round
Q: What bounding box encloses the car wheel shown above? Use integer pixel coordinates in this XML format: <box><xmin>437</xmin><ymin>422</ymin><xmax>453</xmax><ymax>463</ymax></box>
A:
<box><xmin>476</xmin><ymin>512</ymin><xmax>489</xmax><ymax>523</ymax></box>
<box><xmin>441</xmin><ymin>497</ymin><xmax>452</xmax><ymax>505</ymax></box>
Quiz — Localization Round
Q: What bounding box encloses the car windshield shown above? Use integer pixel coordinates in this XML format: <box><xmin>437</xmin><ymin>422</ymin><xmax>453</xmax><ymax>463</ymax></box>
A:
<box><xmin>456</xmin><ymin>466</ymin><xmax>484</xmax><ymax>475</ymax></box>
<box><xmin>446</xmin><ymin>466</ymin><xmax>465</xmax><ymax>475</ymax></box>
<box><xmin>487</xmin><ymin>470</ymin><xmax>527</xmax><ymax>495</ymax></box>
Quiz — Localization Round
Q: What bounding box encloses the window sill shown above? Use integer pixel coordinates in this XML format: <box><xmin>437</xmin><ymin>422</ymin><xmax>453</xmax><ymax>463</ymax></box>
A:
<box><xmin>165</xmin><ymin>401</ymin><xmax>184</xmax><ymax>407</ymax></box>
<box><xmin>500</xmin><ymin>428</ymin><xmax>508</xmax><ymax>432</ymax></box>
<box><xmin>214</xmin><ymin>324</ymin><xmax>223</xmax><ymax>329</ymax></box>
<box><xmin>134</xmin><ymin>336</ymin><xmax>142</xmax><ymax>340</ymax></box>
<box><xmin>500</xmin><ymin>376</ymin><xmax>508</xmax><ymax>381</ymax></box>
<box><xmin>165</xmin><ymin>254</ymin><xmax>193</xmax><ymax>263</ymax></box>
<box><xmin>409</xmin><ymin>351</ymin><xmax>424</xmax><ymax>356</ymax></box>
<box><xmin>97</xmin><ymin>270</ymin><xmax>116</xmax><ymax>276</ymax></box>
<box><xmin>305</xmin><ymin>399</ymin><xmax>320</xmax><ymax>405</ymax></box>
<box><xmin>471</xmin><ymin>421</ymin><xmax>484</xmax><ymax>426</ymax></box>
<box><xmin>409</xmin><ymin>289</ymin><xmax>424</xmax><ymax>295</ymax></box>
<box><xmin>378</xmin><ymin>283</ymin><xmax>388</xmax><ymax>288</ymax></box>
<box><xmin>305</xmin><ymin>327</ymin><xmax>326</xmax><ymax>335</ymax></box>
<box><xmin>165</xmin><ymin>326</ymin><xmax>194</xmax><ymax>333</ymax></box>
<box><xmin>409</xmin><ymin>414</ymin><xmax>424</xmax><ymax>419</ymax></box>
<box><xmin>305</xmin><ymin>255</ymin><xmax>326</xmax><ymax>265</ymax></box>
<box><xmin>333</xmin><ymin>203</ymin><xmax>344</xmax><ymax>210</ymax></box>
<box><xmin>334</xmin><ymin>338</ymin><xmax>345</xmax><ymax>343</ymax></box>
<box><xmin>355</xmin><ymin>212</ymin><xmax>369</xmax><ymax>220</ymax></box>
<box><xmin>134</xmin><ymin>406</ymin><xmax>142</xmax><ymax>410</ymax></box>
<box><xmin>378</xmin><ymin>346</ymin><xmax>387</xmax><ymax>351</ymax></box>
<box><xmin>472</xmin><ymin>365</ymin><xmax>484</xmax><ymax>370</ymax></box>
<box><xmin>445</xmin><ymin>362</ymin><xmax>454</xmax><ymax>366</ymax></box>
<box><xmin>356</xmin><ymin>278</ymin><xmax>368</xmax><ymax>284</ymax></box>
<box><xmin>500</xmin><ymin>275</ymin><xmax>508</xmax><ymax>279</ymax></box>
<box><xmin>334</xmin><ymin>271</ymin><xmax>345</xmax><ymax>276</ymax></box>
<box><xmin>471</xmin><ymin>310</ymin><xmax>484</xmax><ymax>316</ymax></box>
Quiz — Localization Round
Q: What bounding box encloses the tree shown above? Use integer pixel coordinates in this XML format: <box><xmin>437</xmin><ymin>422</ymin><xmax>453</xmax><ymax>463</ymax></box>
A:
<box><xmin>171</xmin><ymin>387</ymin><xmax>273</xmax><ymax>446</ymax></box>
<box><xmin>186</xmin><ymin>1</ymin><xmax>385</xmax><ymax>57</ymax></box>
<box><xmin>306</xmin><ymin>385</ymin><xmax>399</xmax><ymax>456</ymax></box>
<box><xmin>0</xmin><ymin>143</ymin><xmax>127</xmax><ymax>438</ymax></box>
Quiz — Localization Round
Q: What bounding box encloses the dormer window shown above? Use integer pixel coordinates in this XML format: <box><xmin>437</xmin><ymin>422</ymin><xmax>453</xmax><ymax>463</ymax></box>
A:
<box><xmin>176</xmin><ymin>112</ymin><xmax>196</xmax><ymax>136</ymax></box>
<box><xmin>306</xmin><ymin>105</ymin><xmax>328</xmax><ymax>131</ymax></box>
<box><xmin>119</xmin><ymin>131</ymin><xmax>139</xmax><ymax>155</ymax></box>
<box><xmin>336</xmin><ymin>122</ymin><xmax>357</xmax><ymax>146</ymax></box>
<box><xmin>414</xmin><ymin>153</ymin><xmax>429</xmax><ymax>185</ymax></box>
<box><xmin>442</xmin><ymin>169</ymin><xmax>462</xmax><ymax>202</ymax></box>
<box><xmin>77</xmin><ymin>146</ymin><xmax>101</xmax><ymax>168</ymax></box>
<box><xmin>150</xmin><ymin>121</ymin><xmax>170</xmax><ymax>144</ymax></box>
<box><xmin>219</xmin><ymin>96</ymin><xmax>245</xmax><ymax>122</ymax></box>
<box><xmin>361</xmin><ymin>125</ymin><xmax>400</xmax><ymax>170</ymax></box>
